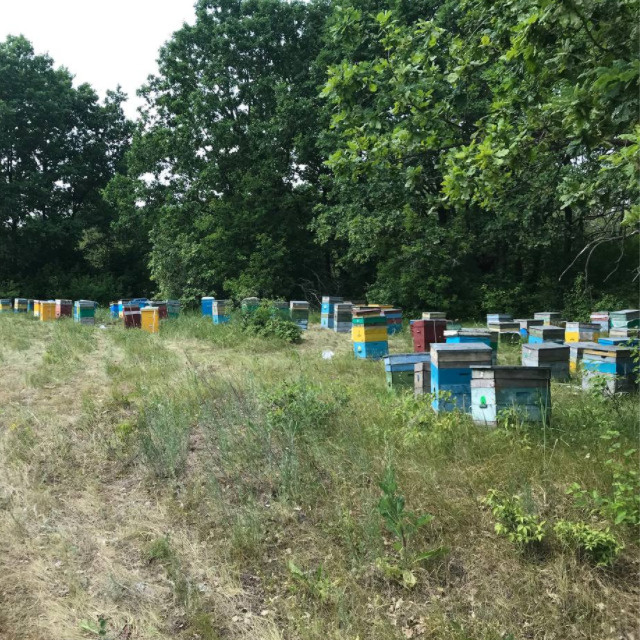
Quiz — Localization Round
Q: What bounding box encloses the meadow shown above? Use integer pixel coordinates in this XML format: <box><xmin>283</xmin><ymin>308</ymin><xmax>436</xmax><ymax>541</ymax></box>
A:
<box><xmin>0</xmin><ymin>312</ymin><xmax>637</xmax><ymax>640</ymax></box>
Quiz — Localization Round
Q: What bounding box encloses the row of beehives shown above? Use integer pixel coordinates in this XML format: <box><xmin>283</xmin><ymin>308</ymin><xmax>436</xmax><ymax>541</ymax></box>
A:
<box><xmin>200</xmin><ymin>297</ymin><xmax>307</xmax><ymax>327</ymax></box>
<box><xmin>1</xmin><ymin>298</ymin><xmax>97</xmax><ymax>324</ymax></box>
<box><xmin>108</xmin><ymin>299</ymin><xmax>180</xmax><ymax>333</ymax></box>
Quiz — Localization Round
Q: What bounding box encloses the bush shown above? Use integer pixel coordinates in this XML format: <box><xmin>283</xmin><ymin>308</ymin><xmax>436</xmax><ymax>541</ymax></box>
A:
<box><xmin>482</xmin><ymin>490</ymin><xmax>546</xmax><ymax>548</ymax></box>
<box><xmin>554</xmin><ymin>520</ymin><xmax>623</xmax><ymax>567</ymax></box>
<box><xmin>237</xmin><ymin>300</ymin><xmax>302</xmax><ymax>343</ymax></box>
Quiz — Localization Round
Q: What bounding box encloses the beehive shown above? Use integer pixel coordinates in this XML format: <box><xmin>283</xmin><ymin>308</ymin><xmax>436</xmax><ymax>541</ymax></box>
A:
<box><xmin>598</xmin><ymin>335</ymin><xmax>639</xmax><ymax>346</ymax></box>
<box><xmin>33</xmin><ymin>300</ymin><xmax>41</xmax><ymax>318</ymax></box>
<box><xmin>13</xmin><ymin>298</ymin><xmax>27</xmax><ymax>313</ymax></box>
<box><xmin>414</xmin><ymin>361</ymin><xmax>432</xmax><ymax>396</ymax></box>
<box><xmin>383</xmin><ymin>353</ymin><xmax>431</xmax><ymax>391</ymax></box>
<box><xmin>528</xmin><ymin>325</ymin><xmax>565</xmax><ymax>344</ymax></box>
<box><xmin>27</xmin><ymin>299</ymin><xmax>34</xmax><ymax>313</ymax></box>
<box><xmin>40</xmin><ymin>301</ymin><xmax>56</xmax><ymax>322</ymax></box>
<box><xmin>582</xmin><ymin>344</ymin><xmax>637</xmax><ymax>393</ymax></box>
<box><xmin>515</xmin><ymin>318</ymin><xmax>543</xmax><ymax>338</ymax></box>
<box><xmin>333</xmin><ymin>302</ymin><xmax>353</xmax><ymax>333</ymax></box>
<box><xmin>241</xmin><ymin>297</ymin><xmax>260</xmax><ymax>313</ymax></box>
<box><xmin>471</xmin><ymin>366</ymin><xmax>551</xmax><ymax>426</ymax></box>
<box><xmin>290</xmin><ymin>301</ymin><xmax>309</xmax><ymax>330</ymax></box>
<box><xmin>141</xmin><ymin>307</ymin><xmax>160</xmax><ymax>334</ymax></box>
<box><xmin>117</xmin><ymin>300</ymin><xmax>132</xmax><ymax>318</ymax></box>
<box><xmin>321</xmin><ymin>296</ymin><xmax>343</xmax><ymax>329</ymax></box>
<box><xmin>123</xmin><ymin>303</ymin><xmax>141</xmax><ymax>329</ymax></box>
<box><xmin>521</xmin><ymin>343</ymin><xmax>570</xmax><ymax>380</ymax></box>
<box><xmin>73</xmin><ymin>300</ymin><xmax>96</xmax><ymax>325</ymax></box>
<box><xmin>609</xmin><ymin>309</ymin><xmax>639</xmax><ymax>330</ymax></box>
<box><xmin>201</xmin><ymin>296</ymin><xmax>215</xmax><ymax>317</ymax></box>
<box><xmin>609</xmin><ymin>327</ymin><xmax>639</xmax><ymax>340</ymax></box>
<box><xmin>534</xmin><ymin>311</ymin><xmax>562</xmax><ymax>324</ymax></box>
<box><xmin>422</xmin><ymin>311</ymin><xmax>446</xmax><ymax>320</ymax></box>
<box><xmin>590</xmin><ymin>311</ymin><xmax>610</xmax><ymax>333</ymax></box>
<box><xmin>165</xmin><ymin>300</ymin><xmax>180</xmax><ymax>318</ymax></box>
<box><xmin>382</xmin><ymin>308</ymin><xmax>403</xmax><ymax>335</ymax></box>
<box><xmin>430</xmin><ymin>343</ymin><xmax>493</xmax><ymax>412</ymax></box>
<box><xmin>568</xmin><ymin>341</ymin><xmax>600</xmax><ymax>374</ymax></box>
<box><xmin>352</xmin><ymin>308</ymin><xmax>388</xmax><ymax>359</ymax></box>
<box><xmin>564</xmin><ymin>322</ymin><xmax>600</xmax><ymax>343</ymax></box>
<box><xmin>109</xmin><ymin>302</ymin><xmax>119</xmax><ymax>318</ymax></box>
<box><xmin>212</xmin><ymin>300</ymin><xmax>231</xmax><ymax>324</ymax></box>
<box><xmin>150</xmin><ymin>300</ymin><xmax>168</xmax><ymax>319</ymax></box>
<box><xmin>55</xmin><ymin>299</ymin><xmax>72</xmax><ymax>318</ymax></box>
<box><xmin>486</xmin><ymin>313</ymin><xmax>513</xmax><ymax>325</ymax></box>
<box><xmin>0</xmin><ymin>299</ymin><xmax>12</xmax><ymax>313</ymax></box>
<box><xmin>411</xmin><ymin>319</ymin><xmax>446</xmax><ymax>353</ymax></box>
<box><xmin>445</xmin><ymin>329</ymin><xmax>498</xmax><ymax>364</ymax></box>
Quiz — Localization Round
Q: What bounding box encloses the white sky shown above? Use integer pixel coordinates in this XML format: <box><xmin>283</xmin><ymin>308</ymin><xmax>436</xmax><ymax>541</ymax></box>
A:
<box><xmin>1</xmin><ymin>0</ymin><xmax>197</xmax><ymax>118</ymax></box>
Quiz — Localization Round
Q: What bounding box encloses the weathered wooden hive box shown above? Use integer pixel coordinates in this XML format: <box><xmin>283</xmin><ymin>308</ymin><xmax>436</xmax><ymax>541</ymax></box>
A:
<box><xmin>565</xmin><ymin>322</ymin><xmax>600</xmax><ymax>343</ymax></box>
<box><xmin>422</xmin><ymin>311</ymin><xmax>447</xmax><ymax>320</ymax></box>
<box><xmin>486</xmin><ymin>313</ymin><xmax>513</xmax><ymax>325</ymax></box>
<box><xmin>521</xmin><ymin>343</ymin><xmax>570</xmax><ymax>380</ymax></box>
<box><xmin>141</xmin><ymin>306</ymin><xmax>160</xmax><ymax>334</ymax></box>
<box><xmin>567</xmin><ymin>341</ymin><xmax>600</xmax><ymax>374</ymax></box>
<box><xmin>382</xmin><ymin>308</ymin><xmax>403</xmax><ymax>335</ymax></box>
<box><xmin>609</xmin><ymin>309</ymin><xmax>639</xmax><ymax>330</ymax></box>
<box><xmin>333</xmin><ymin>302</ymin><xmax>353</xmax><ymax>333</ymax></box>
<box><xmin>445</xmin><ymin>329</ymin><xmax>498</xmax><ymax>364</ymax></box>
<box><xmin>383</xmin><ymin>353</ymin><xmax>430</xmax><ymax>391</ymax></box>
<box><xmin>201</xmin><ymin>296</ymin><xmax>215</xmax><ymax>317</ymax></box>
<box><xmin>123</xmin><ymin>303</ymin><xmax>142</xmax><ymax>329</ymax></box>
<box><xmin>241</xmin><ymin>297</ymin><xmax>260</xmax><ymax>313</ymax></box>
<box><xmin>608</xmin><ymin>327</ymin><xmax>639</xmax><ymax>339</ymax></box>
<box><xmin>40</xmin><ymin>301</ymin><xmax>56</xmax><ymax>322</ymax></box>
<box><xmin>212</xmin><ymin>300</ymin><xmax>231</xmax><ymax>324</ymax></box>
<box><xmin>150</xmin><ymin>300</ymin><xmax>168</xmax><ymax>319</ymax></box>
<box><xmin>590</xmin><ymin>311</ymin><xmax>610</xmax><ymax>333</ymax></box>
<box><xmin>528</xmin><ymin>325</ymin><xmax>565</xmax><ymax>344</ymax></box>
<box><xmin>73</xmin><ymin>300</ymin><xmax>96</xmax><ymax>325</ymax></box>
<box><xmin>352</xmin><ymin>308</ymin><xmax>388</xmax><ymax>359</ymax></box>
<box><xmin>534</xmin><ymin>311</ymin><xmax>562</xmax><ymax>324</ymax></box>
<box><xmin>289</xmin><ymin>300</ymin><xmax>309</xmax><ymax>330</ymax></box>
<box><xmin>515</xmin><ymin>318</ymin><xmax>543</xmax><ymax>338</ymax></box>
<box><xmin>430</xmin><ymin>343</ymin><xmax>493</xmax><ymax>412</ymax></box>
<box><xmin>581</xmin><ymin>344</ymin><xmax>637</xmax><ymax>393</ymax></box>
<box><xmin>414</xmin><ymin>361</ymin><xmax>432</xmax><ymax>396</ymax></box>
<box><xmin>13</xmin><ymin>298</ymin><xmax>27</xmax><ymax>313</ymax></box>
<box><xmin>320</xmin><ymin>296</ymin><xmax>343</xmax><ymax>329</ymax></box>
<box><xmin>411</xmin><ymin>319</ymin><xmax>446</xmax><ymax>353</ymax></box>
<box><xmin>55</xmin><ymin>299</ymin><xmax>72</xmax><ymax>318</ymax></box>
<box><xmin>471</xmin><ymin>366</ymin><xmax>551</xmax><ymax>426</ymax></box>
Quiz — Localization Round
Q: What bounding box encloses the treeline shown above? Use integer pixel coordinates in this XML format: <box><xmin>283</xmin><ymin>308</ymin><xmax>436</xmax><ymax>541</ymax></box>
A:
<box><xmin>1</xmin><ymin>0</ymin><xmax>638</xmax><ymax>316</ymax></box>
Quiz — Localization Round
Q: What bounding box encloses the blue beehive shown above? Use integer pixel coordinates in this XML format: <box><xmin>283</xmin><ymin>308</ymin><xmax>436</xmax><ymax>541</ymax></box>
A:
<box><xmin>528</xmin><ymin>325</ymin><xmax>565</xmax><ymax>344</ymax></box>
<box><xmin>321</xmin><ymin>296</ymin><xmax>343</xmax><ymax>329</ymax></box>
<box><xmin>515</xmin><ymin>318</ymin><xmax>543</xmax><ymax>338</ymax></box>
<box><xmin>201</xmin><ymin>296</ymin><xmax>215</xmax><ymax>317</ymax></box>
<box><xmin>212</xmin><ymin>300</ymin><xmax>231</xmax><ymax>324</ymax></box>
<box><xmin>109</xmin><ymin>302</ymin><xmax>119</xmax><ymax>318</ymax></box>
<box><xmin>582</xmin><ymin>344</ymin><xmax>637</xmax><ymax>393</ymax></box>
<box><xmin>445</xmin><ymin>329</ymin><xmax>498</xmax><ymax>365</ymax></box>
<box><xmin>383</xmin><ymin>353</ymin><xmax>430</xmax><ymax>390</ymax></box>
<box><xmin>430</xmin><ymin>343</ymin><xmax>493</xmax><ymax>412</ymax></box>
<box><xmin>598</xmin><ymin>336</ymin><xmax>639</xmax><ymax>346</ymax></box>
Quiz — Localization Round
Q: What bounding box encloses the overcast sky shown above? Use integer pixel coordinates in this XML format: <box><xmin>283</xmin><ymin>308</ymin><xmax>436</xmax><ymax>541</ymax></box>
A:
<box><xmin>2</xmin><ymin>0</ymin><xmax>197</xmax><ymax>118</ymax></box>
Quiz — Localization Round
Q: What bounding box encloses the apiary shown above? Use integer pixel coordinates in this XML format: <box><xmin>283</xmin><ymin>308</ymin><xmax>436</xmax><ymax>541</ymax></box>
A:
<box><xmin>141</xmin><ymin>306</ymin><xmax>160</xmax><ymax>334</ymax></box>
<box><xmin>528</xmin><ymin>325</ymin><xmax>565</xmax><ymax>344</ymax></box>
<box><xmin>422</xmin><ymin>311</ymin><xmax>446</xmax><ymax>320</ymax></box>
<box><xmin>123</xmin><ymin>303</ymin><xmax>141</xmax><ymax>329</ymax></box>
<box><xmin>445</xmin><ymin>329</ymin><xmax>498</xmax><ymax>364</ymax></box>
<box><xmin>515</xmin><ymin>318</ymin><xmax>543</xmax><ymax>338</ymax></box>
<box><xmin>565</xmin><ymin>322</ymin><xmax>600</xmax><ymax>343</ymax></box>
<box><xmin>534</xmin><ymin>312</ymin><xmax>562</xmax><ymax>324</ymax></box>
<box><xmin>430</xmin><ymin>343</ymin><xmax>493</xmax><ymax>412</ymax></box>
<box><xmin>383</xmin><ymin>353</ymin><xmax>431</xmax><ymax>391</ymax></box>
<box><xmin>0</xmin><ymin>299</ymin><xmax>12</xmax><ymax>313</ymax></box>
<box><xmin>411</xmin><ymin>319</ymin><xmax>446</xmax><ymax>353</ymax></box>
<box><xmin>414</xmin><ymin>361</ymin><xmax>431</xmax><ymax>396</ymax></box>
<box><xmin>201</xmin><ymin>296</ymin><xmax>215</xmax><ymax>317</ymax></box>
<box><xmin>290</xmin><ymin>301</ymin><xmax>309</xmax><ymax>330</ymax></box>
<box><xmin>521</xmin><ymin>343</ymin><xmax>570</xmax><ymax>380</ymax></box>
<box><xmin>241</xmin><ymin>297</ymin><xmax>260</xmax><ymax>313</ymax></box>
<box><xmin>13</xmin><ymin>298</ymin><xmax>27</xmax><ymax>313</ymax></box>
<box><xmin>582</xmin><ymin>344</ymin><xmax>637</xmax><ymax>393</ymax></box>
<box><xmin>609</xmin><ymin>309</ymin><xmax>639</xmax><ymax>330</ymax></box>
<box><xmin>321</xmin><ymin>296</ymin><xmax>343</xmax><ymax>329</ymax></box>
<box><xmin>333</xmin><ymin>302</ymin><xmax>353</xmax><ymax>333</ymax></box>
<box><xmin>213</xmin><ymin>300</ymin><xmax>231</xmax><ymax>324</ymax></box>
<box><xmin>40</xmin><ymin>301</ymin><xmax>56</xmax><ymax>322</ymax></box>
<box><xmin>73</xmin><ymin>300</ymin><xmax>96</xmax><ymax>325</ymax></box>
<box><xmin>383</xmin><ymin>308</ymin><xmax>403</xmax><ymax>335</ymax></box>
<box><xmin>590</xmin><ymin>311</ymin><xmax>610</xmax><ymax>333</ymax></box>
<box><xmin>55</xmin><ymin>299</ymin><xmax>72</xmax><ymax>318</ymax></box>
<box><xmin>567</xmin><ymin>341</ymin><xmax>600</xmax><ymax>374</ymax></box>
<box><xmin>352</xmin><ymin>308</ymin><xmax>388</xmax><ymax>359</ymax></box>
<box><xmin>471</xmin><ymin>366</ymin><xmax>551</xmax><ymax>426</ymax></box>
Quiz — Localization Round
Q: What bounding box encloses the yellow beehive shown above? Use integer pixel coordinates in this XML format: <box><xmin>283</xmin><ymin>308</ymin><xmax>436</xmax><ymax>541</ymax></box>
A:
<box><xmin>141</xmin><ymin>307</ymin><xmax>159</xmax><ymax>334</ymax></box>
<box><xmin>40</xmin><ymin>301</ymin><xmax>56</xmax><ymax>322</ymax></box>
<box><xmin>33</xmin><ymin>300</ymin><xmax>40</xmax><ymax>317</ymax></box>
<box><xmin>351</xmin><ymin>325</ymin><xmax>388</xmax><ymax>343</ymax></box>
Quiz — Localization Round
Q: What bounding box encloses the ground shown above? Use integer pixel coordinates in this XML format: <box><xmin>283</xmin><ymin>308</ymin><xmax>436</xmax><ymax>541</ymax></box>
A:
<box><xmin>0</xmin><ymin>313</ymin><xmax>637</xmax><ymax>640</ymax></box>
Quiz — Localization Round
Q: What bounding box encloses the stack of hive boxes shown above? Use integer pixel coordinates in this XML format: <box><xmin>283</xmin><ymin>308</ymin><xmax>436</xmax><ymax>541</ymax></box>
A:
<box><xmin>212</xmin><ymin>300</ymin><xmax>231</xmax><ymax>324</ymax></box>
<box><xmin>333</xmin><ymin>302</ymin><xmax>353</xmax><ymax>333</ymax></box>
<box><xmin>55</xmin><ymin>299</ymin><xmax>72</xmax><ymax>318</ymax></box>
<box><xmin>0</xmin><ymin>299</ymin><xmax>12</xmax><ymax>313</ymax></box>
<box><xmin>590</xmin><ymin>311</ymin><xmax>610</xmax><ymax>333</ymax></box>
<box><xmin>352</xmin><ymin>307</ymin><xmax>388</xmax><ymax>359</ymax></box>
<box><xmin>528</xmin><ymin>325</ymin><xmax>565</xmax><ymax>344</ymax></box>
<box><xmin>445</xmin><ymin>329</ymin><xmax>498</xmax><ymax>364</ymax></box>
<box><xmin>471</xmin><ymin>366</ymin><xmax>551</xmax><ymax>426</ymax></box>
<box><xmin>411</xmin><ymin>318</ymin><xmax>446</xmax><ymax>353</ymax></box>
<box><xmin>73</xmin><ymin>300</ymin><xmax>96</xmax><ymax>325</ymax></box>
<box><xmin>40</xmin><ymin>301</ymin><xmax>56</xmax><ymax>322</ymax></box>
<box><xmin>141</xmin><ymin>306</ymin><xmax>160</xmax><ymax>334</ymax></box>
<box><xmin>290</xmin><ymin>301</ymin><xmax>309</xmax><ymax>330</ymax></box>
<box><xmin>321</xmin><ymin>296</ymin><xmax>343</xmax><ymax>329</ymax></box>
<box><xmin>201</xmin><ymin>296</ymin><xmax>215</xmax><ymax>317</ymax></box>
<box><xmin>568</xmin><ymin>342</ymin><xmax>600</xmax><ymax>374</ymax></box>
<box><xmin>521</xmin><ymin>343</ymin><xmax>570</xmax><ymax>380</ymax></box>
<box><xmin>383</xmin><ymin>353</ymin><xmax>431</xmax><ymax>391</ymax></box>
<box><xmin>123</xmin><ymin>302</ymin><xmax>141</xmax><ymax>328</ymax></box>
<box><xmin>608</xmin><ymin>309</ymin><xmax>639</xmax><ymax>339</ymax></box>
<box><xmin>515</xmin><ymin>319</ymin><xmax>543</xmax><ymax>339</ymax></box>
<box><xmin>13</xmin><ymin>298</ymin><xmax>27</xmax><ymax>313</ymax></box>
<box><xmin>167</xmin><ymin>300</ymin><xmax>180</xmax><ymax>319</ymax></box>
<box><xmin>241</xmin><ymin>297</ymin><xmax>260</xmax><ymax>313</ymax></box>
<box><xmin>582</xmin><ymin>344</ymin><xmax>637</xmax><ymax>393</ymax></box>
<box><xmin>534</xmin><ymin>311</ymin><xmax>563</xmax><ymax>325</ymax></box>
<box><xmin>430</xmin><ymin>343</ymin><xmax>493</xmax><ymax>412</ymax></box>
<box><xmin>382</xmin><ymin>308</ymin><xmax>403</xmax><ymax>335</ymax></box>
<box><xmin>487</xmin><ymin>314</ymin><xmax>520</xmax><ymax>342</ymax></box>
<box><xmin>565</xmin><ymin>322</ymin><xmax>600</xmax><ymax>343</ymax></box>
<box><xmin>487</xmin><ymin>313</ymin><xmax>512</xmax><ymax>325</ymax></box>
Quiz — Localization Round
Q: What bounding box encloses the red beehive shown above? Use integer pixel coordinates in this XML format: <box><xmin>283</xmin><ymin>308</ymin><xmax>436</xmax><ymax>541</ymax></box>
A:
<box><xmin>152</xmin><ymin>301</ymin><xmax>168</xmax><ymax>319</ymax></box>
<box><xmin>123</xmin><ymin>303</ymin><xmax>141</xmax><ymax>329</ymax></box>
<box><xmin>411</xmin><ymin>319</ymin><xmax>446</xmax><ymax>353</ymax></box>
<box><xmin>55</xmin><ymin>299</ymin><xmax>72</xmax><ymax>318</ymax></box>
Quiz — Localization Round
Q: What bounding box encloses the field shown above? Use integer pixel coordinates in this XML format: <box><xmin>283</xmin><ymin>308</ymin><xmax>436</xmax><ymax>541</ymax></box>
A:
<box><xmin>0</xmin><ymin>313</ymin><xmax>638</xmax><ymax>640</ymax></box>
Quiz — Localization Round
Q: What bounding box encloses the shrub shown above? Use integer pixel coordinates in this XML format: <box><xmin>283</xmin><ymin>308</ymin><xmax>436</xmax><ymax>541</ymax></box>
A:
<box><xmin>237</xmin><ymin>301</ymin><xmax>302</xmax><ymax>343</ymax></box>
<box><xmin>554</xmin><ymin>520</ymin><xmax>623</xmax><ymax>567</ymax></box>
<box><xmin>482</xmin><ymin>490</ymin><xmax>546</xmax><ymax>548</ymax></box>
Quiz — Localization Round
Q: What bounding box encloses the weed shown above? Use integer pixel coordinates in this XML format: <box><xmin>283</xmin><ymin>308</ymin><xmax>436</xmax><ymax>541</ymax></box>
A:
<box><xmin>287</xmin><ymin>561</ymin><xmax>342</xmax><ymax>604</ymax></box>
<box><xmin>482</xmin><ymin>490</ymin><xmax>547</xmax><ymax>548</ymax></box>
<box><xmin>554</xmin><ymin>520</ymin><xmax>623</xmax><ymax>567</ymax></box>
